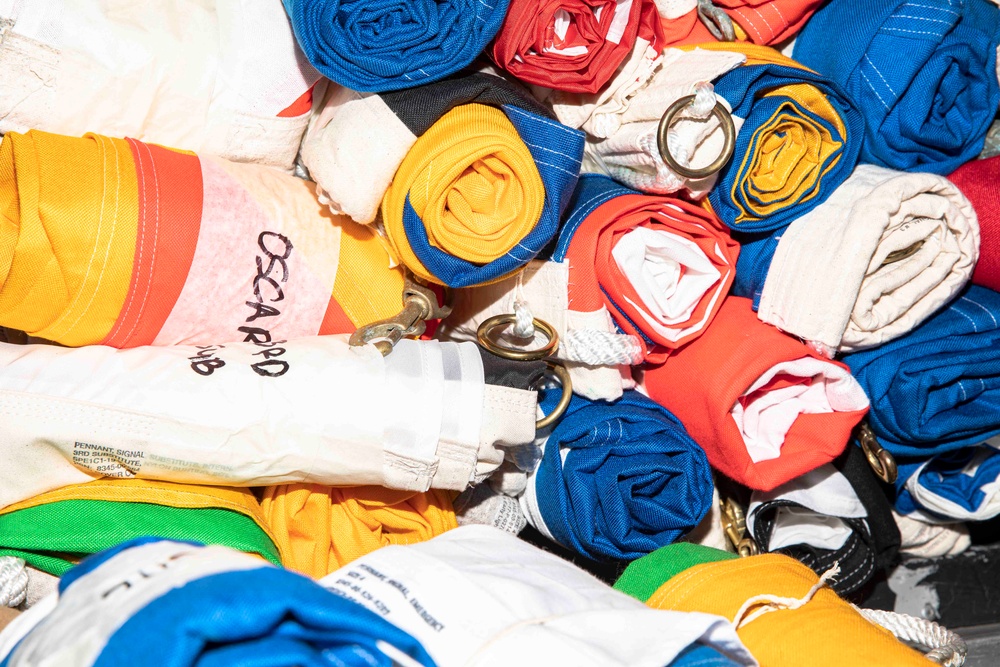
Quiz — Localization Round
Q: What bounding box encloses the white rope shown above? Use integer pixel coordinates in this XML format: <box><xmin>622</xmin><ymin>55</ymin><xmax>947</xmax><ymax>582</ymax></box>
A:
<box><xmin>512</xmin><ymin>299</ymin><xmax>535</xmax><ymax>339</ymax></box>
<box><xmin>666</xmin><ymin>81</ymin><xmax>718</xmax><ymax>170</ymax></box>
<box><xmin>562</xmin><ymin>330</ymin><xmax>645</xmax><ymax>366</ymax></box>
<box><xmin>0</xmin><ymin>557</ymin><xmax>27</xmax><ymax>608</ymax></box>
<box><xmin>732</xmin><ymin>564</ymin><xmax>840</xmax><ymax>630</ymax></box>
<box><xmin>855</xmin><ymin>607</ymin><xmax>967</xmax><ymax>667</ymax></box>
<box><xmin>688</xmin><ymin>81</ymin><xmax>717</xmax><ymax>119</ymax></box>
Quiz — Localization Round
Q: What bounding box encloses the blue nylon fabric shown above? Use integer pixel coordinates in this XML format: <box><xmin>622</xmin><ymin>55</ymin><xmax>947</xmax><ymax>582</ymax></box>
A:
<box><xmin>793</xmin><ymin>0</ymin><xmax>1000</xmax><ymax>175</ymax></box>
<box><xmin>25</xmin><ymin>539</ymin><xmax>436</xmax><ymax>667</ymax></box>
<box><xmin>895</xmin><ymin>442</ymin><xmax>1000</xmax><ymax>517</ymax></box>
<box><xmin>282</xmin><ymin>0</ymin><xmax>509</xmax><ymax>92</ymax></box>
<box><xmin>708</xmin><ymin>63</ymin><xmax>863</xmax><ymax>233</ymax></box>
<box><xmin>671</xmin><ymin>643</ymin><xmax>742</xmax><ymax>667</ymax></box>
<box><xmin>551</xmin><ymin>173</ymin><xmax>635</xmax><ymax>262</ymax></box>
<box><xmin>534</xmin><ymin>389</ymin><xmax>714</xmax><ymax>562</ymax></box>
<box><xmin>730</xmin><ymin>230</ymin><xmax>782</xmax><ymax>310</ymax></box>
<box><xmin>400</xmin><ymin>104</ymin><xmax>584</xmax><ymax>287</ymax></box>
<box><xmin>843</xmin><ymin>285</ymin><xmax>1000</xmax><ymax>459</ymax></box>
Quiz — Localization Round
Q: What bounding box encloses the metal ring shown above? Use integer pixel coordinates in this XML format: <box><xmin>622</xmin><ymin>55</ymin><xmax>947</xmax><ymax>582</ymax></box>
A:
<box><xmin>535</xmin><ymin>362</ymin><xmax>572</xmax><ymax>431</ymax></box>
<box><xmin>476</xmin><ymin>315</ymin><xmax>559</xmax><ymax>361</ymax></box>
<box><xmin>657</xmin><ymin>94</ymin><xmax>736</xmax><ymax>180</ymax></box>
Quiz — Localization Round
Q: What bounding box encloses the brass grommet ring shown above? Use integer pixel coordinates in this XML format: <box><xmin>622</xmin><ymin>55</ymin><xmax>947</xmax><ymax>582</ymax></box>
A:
<box><xmin>476</xmin><ymin>315</ymin><xmax>559</xmax><ymax>362</ymax></box>
<box><xmin>657</xmin><ymin>94</ymin><xmax>736</xmax><ymax>180</ymax></box>
<box><xmin>535</xmin><ymin>362</ymin><xmax>573</xmax><ymax>431</ymax></box>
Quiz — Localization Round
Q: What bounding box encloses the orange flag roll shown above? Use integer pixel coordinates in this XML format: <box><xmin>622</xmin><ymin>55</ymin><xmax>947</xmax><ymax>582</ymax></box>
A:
<box><xmin>0</xmin><ymin>130</ymin><xmax>404</xmax><ymax>347</ymax></box>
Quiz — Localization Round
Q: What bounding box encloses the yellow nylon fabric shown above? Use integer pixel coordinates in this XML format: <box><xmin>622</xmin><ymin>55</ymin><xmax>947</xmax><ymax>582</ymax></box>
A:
<box><xmin>645</xmin><ymin>554</ymin><xmax>931</xmax><ymax>667</ymax></box>
<box><xmin>380</xmin><ymin>103</ymin><xmax>545</xmax><ymax>285</ymax></box>
<box><xmin>331</xmin><ymin>219</ymin><xmax>406</xmax><ymax>327</ymax></box>
<box><xmin>688</xmin><ymin>43</ymin><xmax>847</xmax><ymax>226</ymax></box>
<box><xmin>0</xmin><ymin>131</ymin><xmax>137</xmax><ymax>345</ymax></box>
<box><xmin>261</xmin><ymin>484</ymin><xmax>457</xmax><ymax>579</ymax></box>
<box><xmin>0</xmin><ymin>478</ymin><xmax>290</xmax><ymax>562</ymax></box>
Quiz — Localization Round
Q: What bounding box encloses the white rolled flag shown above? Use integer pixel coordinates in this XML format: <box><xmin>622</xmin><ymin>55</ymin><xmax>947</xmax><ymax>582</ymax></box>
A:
<box><xmin>0</xmin><ymin>336</ymin><xmax>537</xmax><ymax>510</ymax></box>
<box><xmin>758</xmin><ymin>164</ymin><xmax>980</xmax><ymax>353</ymax></box>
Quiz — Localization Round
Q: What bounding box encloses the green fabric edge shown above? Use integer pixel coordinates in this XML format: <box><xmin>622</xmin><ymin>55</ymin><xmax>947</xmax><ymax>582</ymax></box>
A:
<box><xmin>0</xmin><ymin>500</ymin><xmax>281</xmax><ymax>576</ymax></box>
<box><xmin>614</xmin><ymin>543</ymin><xmax>738</xmax><ymax>602</ymax></box>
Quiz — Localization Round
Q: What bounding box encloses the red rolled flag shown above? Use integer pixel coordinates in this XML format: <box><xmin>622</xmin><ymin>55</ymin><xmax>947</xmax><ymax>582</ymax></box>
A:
<box><xmin>490</xmin><ymin>0</ymin><xmax>663</xmax><ymax>93</ymax></box>
<box><xmin>643</xmin><ymin>297</ymin><xmax>870</xmax><ymax>491</ymax></box>
<box><xmin>949</xmin><ymin>155</ymin><xmax>1000</xmax><ymax>293</ymax></box>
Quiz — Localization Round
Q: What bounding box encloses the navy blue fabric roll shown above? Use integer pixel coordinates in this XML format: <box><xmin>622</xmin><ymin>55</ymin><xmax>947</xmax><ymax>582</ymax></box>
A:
<box><xmin>844</xmin><ymin>285</ymin><xmax>1000</xmax><ymax>460</ymax></box>
<box><xmin>521</xmin><ymin>390</ymin><xmax>714</xmax><ymax>561</ymax></box>
<box><xmin>793</xmin><ymin>0</ymin><xmax>1000</xmax><ymax>174</ymax></box>
<box><xmin>0</xmin><ymin>538</ymin><xmax>436</xmax><ymax>667</ymax></box>
<box><xmin>283</xmin><ymin>0</ymin><xmax>509</xmax><ymax>92</ymax></box>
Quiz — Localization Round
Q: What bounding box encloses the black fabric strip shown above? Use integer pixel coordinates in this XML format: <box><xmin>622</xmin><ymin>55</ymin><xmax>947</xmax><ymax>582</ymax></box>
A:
<box><xmin>380</xmin><ymin>72</ymin><xmax>556</xmax><ymax>136</ymax></box>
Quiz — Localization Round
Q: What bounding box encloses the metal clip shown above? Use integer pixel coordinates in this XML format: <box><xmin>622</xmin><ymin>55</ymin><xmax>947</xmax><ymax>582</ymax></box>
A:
<box><xmin>657</xmin><ymin>94</ymin><xmax>737</xmax><ymax>180</ymax></box>
<box><xmin>857</xmin><ymin>421</ymin><xmax>898</xmax><ymax>484</ymax></box>
<box><xmin>698</xmin><ymin>0</ymin><xmax>737</xmax><ymax>41</ymax></box>
<box><xmin>721</xmin><ymin>497</ymin><xmax>759</xmax><ymax>557</ymax></box>
<box><xmin>349</xmin><ymin>277</ymin><xmax>452</xmax><ymax>356</ymax></box>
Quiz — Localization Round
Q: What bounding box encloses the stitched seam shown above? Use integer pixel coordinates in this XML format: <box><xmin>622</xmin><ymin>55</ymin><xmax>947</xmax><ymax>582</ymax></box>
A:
<box><xmin>522</xmin><ymin>140</ymin><xmax>582</xmax><ymax>166</ymax></box>
<box><xmin>863</xmin><ymin>55</ymin><xmax>898</xmax><ymax>98</ymax></box>
<box><xmin>105</xmin><ymin>138</ymin><xmax>148</xmax><ymax>344</ymax></box>
<box><xmin>960</xmin><ymin>297</ymin><xmax>998</xmax><ymax>328</ymax></box>
<box><xmin>120</xmin><ymin>141</ymin><xmax>161</xmax><ymax>346</ymax></box>
<box><xmin>859</xmin><ymin>69</ymin><xmax>891</xmax><ymax>111</ymax></box>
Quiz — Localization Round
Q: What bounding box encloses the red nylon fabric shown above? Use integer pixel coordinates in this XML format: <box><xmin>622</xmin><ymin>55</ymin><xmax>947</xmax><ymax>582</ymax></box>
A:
<box><xmin>565</xmin><ymin>193</ymin><xmax>739</xmax><ymax>355</ymax></box>
<box><xmin>491</xmin><ymin>0</ymin><xmax>663</xmax><ymax>93</ymax></box>
<box><xmin>660</xmin><ymin>0</ymin><xmax>822</xmax><ymax>47</ymax></box>
<box><xmin>643</xmin><ymin>298</ymin><xmax>868</xmax><ymax>491</ymax></box>
<box><xmin>949</xmin><ymin>155</ymin><xmax>1000</xmax><ymax>294</ymax></box>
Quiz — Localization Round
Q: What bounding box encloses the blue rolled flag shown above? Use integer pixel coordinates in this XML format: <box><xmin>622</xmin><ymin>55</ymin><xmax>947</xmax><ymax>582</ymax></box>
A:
<box><xmin>700</xmin><ymin>44</ymin><xmax>864</xmax><ymax>234</ymax></box>
<box><xmin>283</xmin><ymin>0</ymin><xmax>510</xmax><ymax>92</ymax></box>
<box><xmin>520</xmin><ymin>390</ymin><xmax>714</xmax><ymax>561</ymax></box>
<box><xmin>0</xmin><ymin>538</ymin><xmax>435</xmax><ymax>667</ymax></box>
<box><xmin>844</xmin><ymin>285</ymin><xmax>1000</xmax><ymax>460</ymax></box>
<box><xmin>793</xmin><ymin>0</ymin><xmax>1000</xmax><ymax>174</ymax></box>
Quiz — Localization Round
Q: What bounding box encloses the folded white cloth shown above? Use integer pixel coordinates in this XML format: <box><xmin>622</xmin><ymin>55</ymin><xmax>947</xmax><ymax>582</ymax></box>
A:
<box><xmin>320</xmin><ymin>525</ymin><xmax>756</xmax><ymax>667</ymax></box>
<box><xmin>0</xmin><ymin>0</ymin><xmax>321</xmax><ymax>171</ymax></box>
<box><xmin>0</xmin><ymin>337</ymin><xmax>537</xmax><ymax>509</ymax></box>
<box><xmin>893</xmin><ymin>511</ymin><xmax>970</xmax><ymax>559</ymax></box>
<box><xmin>758</xmin><ymin>165</ymin><xmax>980</xmax><ymax>353</ymax></box>
<box><xmin>748</xmin><ymin>465</ymin><xmax>868</xmax><ymax>552</ymax></box>
<box><xmin>299</xmin><ymin>85</ymin><xmax>416</xmax><ymax>224</ymax></box>
<box><xmin>548</xmin><ymin>48</ymin><xmax>745</xmax><ymax>196</ymax></box>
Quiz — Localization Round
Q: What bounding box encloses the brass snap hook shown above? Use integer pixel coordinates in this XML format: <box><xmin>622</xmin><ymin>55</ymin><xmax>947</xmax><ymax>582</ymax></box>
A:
<box><xmin>857</xmin><ymin>421</ymin><xmax>898</xmax><ymax>484</ymax></box>
<box><xmin>657</xmin><ymin>94</ymin><xmax>736</xmax><ymax>180</ymax></box>
<box><xmin>721</xmin><ymin>497</ymin><xmax>759</xmax><ymax>557</ymax></box>
<box><xmin>349</xmin><ymin>276</ymin><xmax>452</xmax><ymax>356</ymax></box>
<box><xmin>476</xmin><ymin>314</ymin><xmax>559</xmax><ymax>362</ymax></box>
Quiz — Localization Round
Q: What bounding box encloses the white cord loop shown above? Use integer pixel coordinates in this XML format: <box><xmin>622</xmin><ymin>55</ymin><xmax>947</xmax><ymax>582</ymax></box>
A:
<box><xmin>512</xmin><ymin>299</ymin><xmax>536</xmax><ymax>339</ymax></box>
<box><xmin>732</xmin><ymin>563</ymin><xmax>840</xmax><ymax>630</ymax></box>
<box><xmin>856</xmin><ymin>607</ymin><xmax>967</xmax><ymax>667</ymax></box>
<box><xmin>0</xmin><ymin>556</ymin><xmax>28</xmax><ymax>608</ymax></box>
